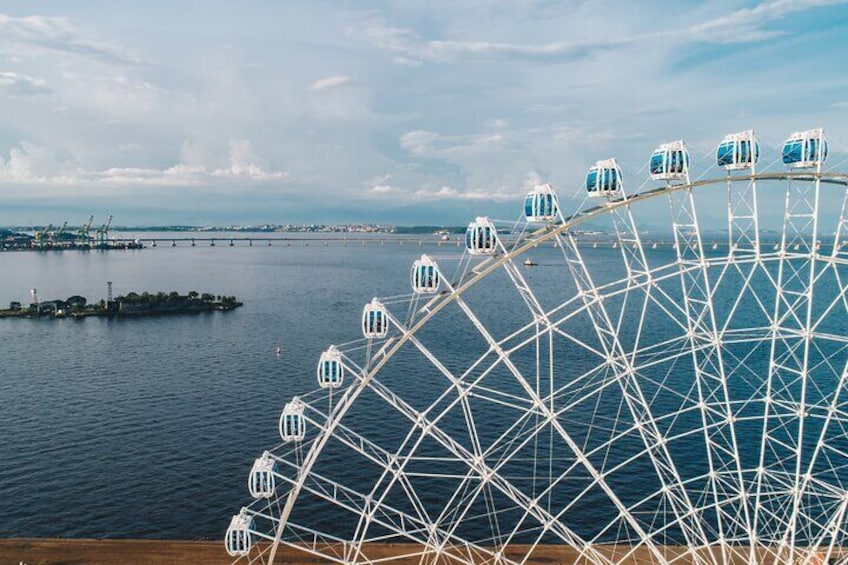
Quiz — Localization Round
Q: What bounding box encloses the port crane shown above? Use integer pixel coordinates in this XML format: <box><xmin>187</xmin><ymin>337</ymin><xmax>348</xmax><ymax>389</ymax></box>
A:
<box><xmin>49</xmin><ymin>221</ymin><xmax>68</xmax><ymax>248</ymax></box>
<box><xmin>30</xmin><ymin>221</ymin><xmax>51</xmax><ymax>250</ymax></box>
<box><xmin>76</xmin><ymin>215</ymin><xmax>95</xmax><ymax>248</ymax></box>
<box><xmin>96</xmin><ymin>215</ymin><xmax>112</xmax><ymax>249</ymax></box>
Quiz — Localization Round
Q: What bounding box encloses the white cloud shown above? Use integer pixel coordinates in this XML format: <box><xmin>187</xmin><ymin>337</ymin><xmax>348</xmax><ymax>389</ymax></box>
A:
<box><xmin>0</xmin><ymin>71</ymin><xmax>52</xmax><ymax>96</ymax></box>
<box><xmin>352</xmin><ymin>1</ymin><xmax>847</xmax><ymax>65</ymax></box>
<box><xmin>369</xmin><ymin>183</ymin><xmax>404</xmax><ymax>195</ymax></box>
<box><xmin>1</xmin><ymin>1</ymin><xmax>847</xmax><ymax>225</ymax></box>
<box><xmin>0</xmin><ymin>139</ymin><xmax>287</xmax><ymax>188</ymax></box>
<box><xmin>309</xmin><ymin>75</ymin><xmax>352</xmax><ymax>91</ymax></box>
<box><xmin>0</xmin><ymin>13</ymin><xmax>143</xmax><ymax>65</ymax></box>
<box><xmin>211</xmin><ymin>139</ymin><xmax>287</xmax><ymax>180</ymax></box>
<box><xmin>411</xmin><ymin>185</ymin><xmax>519</xmax><ymax>202</ymax></box>
<box><xmin>686</xmin><ymin>0</ymin><xmax>848</xmax><ymax>44</ymax></box>
<box><xmin>365</xmin><ymin>180</ymin><xmax>520</xmax><ymax>202</ymax></box>
<box><xmin>400</xmin><ymin>130</ymin><xmax>506</xmax><ymax>157</ymax></box>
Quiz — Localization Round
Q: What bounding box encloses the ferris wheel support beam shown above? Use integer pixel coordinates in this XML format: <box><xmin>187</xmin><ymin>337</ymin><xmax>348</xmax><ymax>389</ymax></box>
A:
<box><xmin>755</xmin><ymin>170</ymin><xmax>823</xmax><ymax>564</ymax></box>
<box><xmin>803</xmin><ymin>493</ymin><xmax>848</xmax><ymax>565</ymax></box>
<box><xmin>787</xmin><ymin>361</ymin><xmax>848</xmax><ymax>565</ymax></box>
<box><xmin>439</xmin><ymin>277</ymin><xmax>675</xmax><ymax>565</ymax></box>
<box><xmin>558</xmin><ymin>230</ymin><xmax>713</xmax><ymax>564</ymax></box>
<box><xmin>353</xmin><ymin>360</ymin><xmax>616</xmax><ymax>565</ymax></box>
<box><xmin>266</xmin><ymin>443</ymin><xmax>504</xmax><ymax>565</ymax></box>
<box><xmin>727</xmin><ymin>174</ymin><xmax>761</xmax><ymax>256</ymax></box>
<box><xmin>378</xmin><ymin>311</ymin><xmax>617</xmax><ymax>565</ymax></box>
<box><xmin>346</xmin><ymin>311</ymin><xmax>513</xmax><ymax>564</ymax></box>
<box><xmin>667</xmin><ymin>183</ymin><xmax>753</xmax><ymax>564</ymax></box>
<box><xmin>338</xmin><ymin>326</ymin><xmax>614</xmax><ymax>565</ymax></box>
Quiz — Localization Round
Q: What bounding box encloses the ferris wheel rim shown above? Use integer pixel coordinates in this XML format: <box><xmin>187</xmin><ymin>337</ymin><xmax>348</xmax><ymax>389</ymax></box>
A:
<box><xmin>262</xmin><ymin>170</ymin><xmax>848</xmax><ymax>565</ymax></box>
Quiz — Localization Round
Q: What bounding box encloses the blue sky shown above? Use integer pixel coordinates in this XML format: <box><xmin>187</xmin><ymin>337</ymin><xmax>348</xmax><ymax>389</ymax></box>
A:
<box><xmin>0</xmin><ymin>0</ymin><xmax>847</xmax><ymax>226</ymax></box>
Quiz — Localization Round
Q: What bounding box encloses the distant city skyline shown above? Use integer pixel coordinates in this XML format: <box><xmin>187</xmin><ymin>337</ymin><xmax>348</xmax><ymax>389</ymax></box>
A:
<box><xmin>1</xmin><ymin>1</ymin><xmax>847</xmax><ymax>226</ymax></box>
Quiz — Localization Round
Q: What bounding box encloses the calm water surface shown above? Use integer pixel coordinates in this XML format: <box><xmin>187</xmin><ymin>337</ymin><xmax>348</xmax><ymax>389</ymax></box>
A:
<box><xmin>0</xmin><ymin>235</ymin><xmax>840</xmax><ymax>541</ymax></box>
<box><xmin>0</xmin><ymin>237</ymin><xmax>442</xmax><ymax>538</ymax></box>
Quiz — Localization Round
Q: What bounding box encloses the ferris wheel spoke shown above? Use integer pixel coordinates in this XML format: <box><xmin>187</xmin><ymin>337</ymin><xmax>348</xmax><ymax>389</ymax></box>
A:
<box><xmin>727</xmin><ymin>172</ymin><xmax>761</xmax><ymax>255</ymax></box>
<box><xmin>344</xmin><ymin>330</ymin><xmax>608</xmax><ymax>560</ymax></box>
<box><xmin>774</xmin><ymin>358</ymin><xmax>848</xmax><ymax>558</ymax></box>
<box><xmin>666</xmin><ymin>182</ymin><xmax>752</xmax><ymax>559</ymax></box>
<box><xmin>559</xmin><ymin>230</ymin><xmax>714</xmax><ymax>562</ymax></box>
<box><xmin>268</xmin><ymin>456</ymin><xmax>499</xmax><ymax>565</ymax></box>
<box><xmin>438</xmin><ymin>277</ymin><xmax>674</xmax><ymax>563</ymax></box>
<box><xmin>355</xmin><ymin>367</ymin><xmax>614</xmax><ymax>565</ymax></box>
<box><xmin>755</xmin><ymin>165</ymin><xmax>825</xmax><ymax>563</ymax></box>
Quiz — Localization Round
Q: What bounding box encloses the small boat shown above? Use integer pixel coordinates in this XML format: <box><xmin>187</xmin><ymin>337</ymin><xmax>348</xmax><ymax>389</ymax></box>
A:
<box><xmin>523</xmin><ymin>258</ymin><xmax>537</xmax><ymax>267</ymax></box>
<box><xmin>275</xmin><ymin>345</ymin><xmax>281</xmax><ymax>357</ymax></box>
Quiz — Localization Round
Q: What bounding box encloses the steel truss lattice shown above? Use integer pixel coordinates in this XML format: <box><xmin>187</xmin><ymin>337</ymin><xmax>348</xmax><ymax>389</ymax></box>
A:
<box><xmin>227</xmin><ymin>170</ymin><xmax>848</xmax><ymax>565</ymax></box>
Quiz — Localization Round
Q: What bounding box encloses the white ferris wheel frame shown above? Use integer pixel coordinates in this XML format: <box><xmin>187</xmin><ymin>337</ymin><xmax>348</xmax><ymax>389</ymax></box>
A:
<box><xmin>231</xmin><ymin>169</ymin><xmax>848</xmax><ymax>565</ymax></box>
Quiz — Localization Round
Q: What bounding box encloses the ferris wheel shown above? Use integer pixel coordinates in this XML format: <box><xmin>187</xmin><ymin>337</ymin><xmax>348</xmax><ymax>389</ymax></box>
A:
<box><xmin>225</xmin><ymin>127</ymin><xmax>848</xmax><ymax>565</ymax></box>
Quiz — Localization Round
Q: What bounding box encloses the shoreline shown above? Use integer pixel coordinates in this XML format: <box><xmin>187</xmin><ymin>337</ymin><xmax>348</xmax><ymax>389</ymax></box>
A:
<box><xmin>4</xmin><ymin>539</ymin><xmax>840</xmax><ymax>565</ymax></box>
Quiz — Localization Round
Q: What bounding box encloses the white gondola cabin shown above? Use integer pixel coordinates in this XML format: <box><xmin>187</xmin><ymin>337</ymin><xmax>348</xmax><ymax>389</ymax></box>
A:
<box><xmin>650</xmin><ymin>140</ymin><xmax>689</xmax><ymax>181</ymax></box>
<box><xmin>585</xmin><ymin>158</ymin><xmax>623</xmax><ymax>198</ymax></box>
<box><xmin>466</xmin><ymin>217</ymin><xmax>498</xmax><ymax>255</ymax></box>
<box><xmin>523</xmin><ymin>184</ymin><xmax>559</xmax><ymax>222</ymax></box>
<box><xmin>411</xmin><ymin>255</ymin><xmax>440</xmax><ymax>294</ymax></box>
<box><xmin>717</xmin><ymin>130</ymin><xmax>759</xmax><ymax>170</ymax></box>
<box><xmin>225</xmin><ymin>510</ymin><xmax>253</xmax><ymax>557</ymax></box>
<box><xmin>317</xmin><ymin>345</ymin><xmax>344</xmax><ymax>389</ymax></box>
<box><xmin>248</xmin><ymin>452</ymin><xmax>276</xmax><ymax>499</ymax></box>
<box><xmin>782</xmin><ymin>128</ymin><xmax>827</xmax><ymax>169</ymax></box>
<box><xmin>279</xmin><ymin>397</ymin><xmax>305</xmax><ymax>442</ymax></box>
<box><xmin>362</xmin><ymin>298</ymin><xmax>389</xmax><ymax>338</ymax></box>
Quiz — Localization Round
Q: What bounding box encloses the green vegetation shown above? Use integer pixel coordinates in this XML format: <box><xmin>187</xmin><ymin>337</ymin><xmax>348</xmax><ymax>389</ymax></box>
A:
<box><xmin>0</xmin><ymin>291</ymin><xmax>242</xmax><ymax>319</ymax></box>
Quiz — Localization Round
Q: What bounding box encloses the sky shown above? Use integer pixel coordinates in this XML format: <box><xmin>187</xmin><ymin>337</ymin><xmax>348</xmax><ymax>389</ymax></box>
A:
<box><xmin>0</xmin><ymin>0</ymin><xmax>847</xmax><ymax>227</ymax></box>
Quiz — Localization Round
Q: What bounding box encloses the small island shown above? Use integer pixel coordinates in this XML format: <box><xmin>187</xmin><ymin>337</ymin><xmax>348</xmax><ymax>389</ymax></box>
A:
<box><xmin>0</xmin><ymin>291</ymin><xmax>242</xmax><ymax>319</ymax></box>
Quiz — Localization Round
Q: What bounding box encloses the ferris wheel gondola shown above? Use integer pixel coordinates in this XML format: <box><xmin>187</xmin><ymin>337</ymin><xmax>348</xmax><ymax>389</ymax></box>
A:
<box><xmin>316</xmin><ymin>346</ymin><xmax>344</xmax><ymax>389</ymax></box>
<box><xmin>411</xmin><ymin>255</ymin><xmax>440</xmax><ymax>294</ymax></box>
<box><xmin>717</xmin><ymin>130</ymin><xmax>759</xmax><ymax>171</ymax></box>
<box><xmin>361</xmin><ymin>298</ymin><xmax>389</xmax><ymax>338</ymax></box>
<box><xmin>523</xmin><ymin>183</ymin><xmax>559</xmax><ymax>222</ymax></box>
<box><xmin>465</xmin><ymin>217</ymin><xmax>498</xmax><ymax>255</ymax></box>
<box><xmin>248</xmin><ymin>452</ymin><xmax>276</xmax><ymax>499</ymax></box>
<box><xmin>782</xmin><ymin>128</ymin><xmax>828</xmax><ymax>169</ymax></box>
<box><xmin>224</xmin><ymin>510</ymin><xmax>253</xmax><ymax>557</ymax></box>
<box><xmin>585</xmin><ymin>158</ymin><xmax>624</xmax><ymax>198</ymax></box>
<box><xmin>278</xmin><ymin>397</ymin><xmax>305</xmax><ymax>442</ymax></box>
<box><xmin>650</xmin><ymin>140</ymin><xmax>690</xmax><ymax>181</ymax></box>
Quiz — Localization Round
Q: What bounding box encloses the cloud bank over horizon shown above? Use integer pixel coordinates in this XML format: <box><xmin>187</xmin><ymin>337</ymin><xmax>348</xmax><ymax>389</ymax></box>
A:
<box><xmin>0</xmin><ymin>1</ymin><xmax>847</xmax><ymax>226</ymax></box>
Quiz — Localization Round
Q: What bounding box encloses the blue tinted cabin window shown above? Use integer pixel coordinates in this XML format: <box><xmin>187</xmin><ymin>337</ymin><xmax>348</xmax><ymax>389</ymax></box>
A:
<box><xmin>807</xmin><ymin>139</ymin><xmax>818</xmax><ymax>162</ymax></box>
<box><xmin>783</xmin><ymin>140</ymin><xmax>803</xmax><ymax>164</ymax></box>
<box><xmin>524</xmin><ymin>196</ymin><xmax>534</xmax><ymax>216</ymax></box>
<box><xmin>668</xmin><ymin>151</ymin><xmax>683</xmax><ymax>173</ymax></box>
<box><xmin>586</xmin><ymin>170</ymin><xmax>598</xmax><ymax>192</ymax></box>
<box><xmin>717</xmin><ymin>142</ymin><xmax>734</xmax><ymax>166</ymax></box>
<box><xmin>739</xmin><ymin>140</ymin><xmax>749</xmax><ymax>164</ymax></box>
<box><xmin>650</xmin><ymin>153</ymin><xmax>664</xmax><ymax>175</ymax></box>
